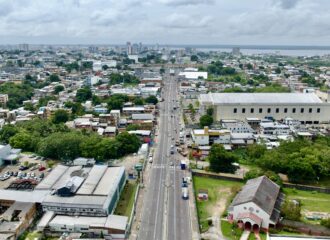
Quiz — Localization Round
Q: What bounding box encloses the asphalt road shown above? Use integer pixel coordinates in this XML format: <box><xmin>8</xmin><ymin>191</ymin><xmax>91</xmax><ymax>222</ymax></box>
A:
<box><xmin>139</xmin><ymin>74</ymin><xmax>192</xmax><ymax>240</ymax></box>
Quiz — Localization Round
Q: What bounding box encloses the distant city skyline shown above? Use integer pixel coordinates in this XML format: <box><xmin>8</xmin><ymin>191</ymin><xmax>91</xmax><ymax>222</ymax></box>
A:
<box><xmin>0</xmin><ymin>0</ymin><xmax>330</xmax><ymax>45</ymax></box>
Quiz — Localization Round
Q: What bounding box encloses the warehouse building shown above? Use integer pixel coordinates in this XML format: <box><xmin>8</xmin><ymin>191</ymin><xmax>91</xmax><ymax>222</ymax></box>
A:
<box><xmin>38</xmin><ymin>165</ymin><xmax>126</xmax><ymax>216</ymax></box>
<box><xmin>199</xmin><ymin>92</ymin><xmax>330</xmax><ymax>124</ymax></box>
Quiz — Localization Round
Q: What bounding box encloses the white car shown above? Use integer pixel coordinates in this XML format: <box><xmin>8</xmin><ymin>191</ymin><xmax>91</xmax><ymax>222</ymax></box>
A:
<box><xmin>148</xmin><ymin>157</ymin><xmax>153</xmax><ymax>163</ymax></box>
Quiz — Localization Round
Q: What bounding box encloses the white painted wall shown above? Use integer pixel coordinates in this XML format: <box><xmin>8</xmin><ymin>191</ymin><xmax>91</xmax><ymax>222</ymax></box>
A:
<box><xmin>231</xmin><ymin>202</ymin><xmax>271</xmax><ymax>229</ymax></box>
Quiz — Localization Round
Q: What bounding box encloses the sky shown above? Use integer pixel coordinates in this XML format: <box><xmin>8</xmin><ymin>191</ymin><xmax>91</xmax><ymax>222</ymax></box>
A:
<box><xmin>0</xmin><ymin>0</ymin><xmax>330</xmax><ymax>45</ymax></box>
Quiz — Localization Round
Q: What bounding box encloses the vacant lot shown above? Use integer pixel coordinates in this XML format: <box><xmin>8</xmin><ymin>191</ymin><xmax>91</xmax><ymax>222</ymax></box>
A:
<box><xmin>283</xmin><ymin>188</ymin><xmax>330</xmax><ymax>214</ymax></box>
<box><xmin>114</xmin><ymin>181</ymin><xmax>138</xmax><ymax>218</ymax></box>
<box><xmin>193</xmin><ymin>176</ymin><xmax>243</xmax><ymax>232</ymax></box>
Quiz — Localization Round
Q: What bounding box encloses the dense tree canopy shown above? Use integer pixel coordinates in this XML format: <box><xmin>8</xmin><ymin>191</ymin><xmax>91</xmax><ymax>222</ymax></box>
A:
<box><xmin>107</xmin><ymin>94</ymin><xmax>129</xmax><ymax>110</ymax></box>
<box><xmin>54</xmin><ymin>85</ymin><xmax>64</xmax><ymax>94</ymax></box>
<box><xmin>1</xmin><ymin>118</ymin><xmax>141</xmax><ymax>161</ymax></box>
<box><xmin>209</xmin><ymin>144</ymin><xmax>238</xmax><ymax>173</ymax></box>
<box><xmin>145</xmin><ymin>95</ymin><xmax>158</xmax><ymax>105</ymax></box>
<box><xmin>52</xmin><ymin>109</ymin><xmax>70</xmax><ymax>124</ymax></box>
<box><xmin>76</xmin><ymin>87</ymin><xmax>92</xmax><ymax>102</ymax></box>
<box><xmin>0</xmin><ymin>82</ymin><xmax>34</xmax><ymax>109</ymax></box>
<box><xmin>234</xmin><ymin>137</ymin><xmax>330</xmax><ymax>183</ymax></box>
<box><xmin>199</xmin><ymin>114</ymin><xmax>213</xmax><ymax>128</ymax></box>
<box><xmin>108</xmin><ymin>73</ymin><xmax>140</xmax><ymax>85</ymax></box>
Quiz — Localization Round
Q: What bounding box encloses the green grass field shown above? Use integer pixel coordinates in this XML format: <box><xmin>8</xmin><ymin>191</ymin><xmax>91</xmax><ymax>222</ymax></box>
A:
<box><xmin>114</xmin><ymin>181</ymin><xmax>138</xmax><ymax>218</ymax></box>
<box><xmin>221</xmin><ymin>220</ymin><xmax>243</xmax><ymax>240</ymax></box>
<box><xmin>193</xmin><ymin>176</ymin><xmax>243</xmax><ymax>232</ymax></box>
<box><xmin>194</xmin><ymin>175</ymin><xmax>330</xmax><ymax>234</ymax></box>
<box><xmin>193</xmin><ymin>177</ymin><xmax>243</xmax><ymax>219</ymax></box>
<box><xmin>283</xmin><ymin>188</ymin><xmax>330</xmax><ymax>213</ymax></box>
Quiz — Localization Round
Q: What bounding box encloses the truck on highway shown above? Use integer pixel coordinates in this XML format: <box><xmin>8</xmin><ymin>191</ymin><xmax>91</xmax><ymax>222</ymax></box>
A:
<box><xmin>180</xmin><ymin>160</ymin><xmax>187</xmax><ymax>170</ymax></box>
<box><xmin>182</xmin><ymin>187</ymin><xmax>189</xmax><ymax>200</ymax></box>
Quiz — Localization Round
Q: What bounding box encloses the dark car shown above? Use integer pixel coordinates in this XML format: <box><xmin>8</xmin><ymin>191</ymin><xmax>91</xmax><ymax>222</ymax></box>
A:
<box><xmin>19</xmin><ymin>166</ymin><xmax>29</xmax><ymax>171</ymax></box>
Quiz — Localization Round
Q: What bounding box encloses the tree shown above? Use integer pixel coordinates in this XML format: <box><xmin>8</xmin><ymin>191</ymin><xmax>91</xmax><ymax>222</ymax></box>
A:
<box><xmin>206</xmin><ymin>107</ymin><xmax>213</xmax><ymax>116</ymax></box>
<box><xmin>243</xmin><ymin>169</ymin><xmax>261</xmax><ymax>181</ymax></box>
<box><xmin>199</xmin><ymin>114</ymin><xmax>213</xmax><ymax>128</ymax></box>
<box><xmin>54</xmin><ymin>85</ymin><xmax>64</xmax><ymax>94</ymax></box>
<box><xmin>160</xmin><ymin>68</ymin><xmax>165</xmax><ymax>74</ymax></box>
<box><xmin>133</xmin><ymin>97</ymin><xmax>144</xmax><ymax>105</ymax></box>
<box><xmin>191</xmin><ymin>55</ymin><xmax>198</xmax><ymax>62</ymax></box>
<box><xmin>76</xmin><ymin>87</ymin><xmax>92</xmax><ymax>102</ymax></box>
<box><xmin>126</xmin><ymin>124</ymin><xmax>139</xmax><ymax>131</ymax></box>
<box><xmin>145</xmin><ymin>95</ymin><xmax>158</xmax><ymax>105</ymax></box>
<box><xmin>209</xmin><ymin>144</ymin><xmax>238</xmax><ymax>173</ymax></box>
<box><xmin>281</xmin><ymin>200</ymin><xmax>301</xmax><ymax>221</ymax></box>
<box><xmin>65</xmin><ymin>101</ymin><xmax>84</xmax><ymax>116</ymax></box>
<box><xmin>9</xmin><ymin>131</ymin><xmax>35</xmax><ymax>151</ymax></box>
<box><xmin>53</xmin><ymin>110</ymin><xmax>69</xmax><ymax>124</ymax></box>
<box><xmin>170</xmin><ymin>58</ymin><xmax>176</xmax><ymax>64</ymax></box>
<box><xmin>107</xmin><ymin>94</ymin><xmax>129</xmax><ymax>111</ymax></box>
<box><xmin>48</xmin><ymin>74</ymin><xmax>60</xmax><ymax>82</ymax></box>
<box><xmin>92</xmin><ymin>95</ymin><xmax>102</xmax><ymax>105</ymax></box>
<box><xmin>0</xmin><ymin>125</ymin><xmax>19</xmax><ymax>143</ymax></box>
<box><xmin>321</xmin><ymin>218</ymin><xmax>330</xmax><ymax>229</ymax></box>
<box><xmin>38</xmin><ymin>132</ymin><xmax>84</xmax><ymax>160</ymax></box>
<box><xmin>246</xmin><ymin>144</ymin><xmax>267</xmax><ymax>161</ymax></box>
<box><xmin>24</xmin><ymin>102</ymin><xmax>35</xmax><ymax>111</ymax></box>
<box><xmin>116</xmin><ymin>132</ymin><xmax>141</xmax><ymax>155</ymax></box>
<box><xmin>275</xmin><ymin>67</ymin><xmax>281</xmax><ymax>74</ymax></box>
<box><xmin>102</xmin><ymin>65</ymin><xmax>109</xmax><ymax>70</ymax></box>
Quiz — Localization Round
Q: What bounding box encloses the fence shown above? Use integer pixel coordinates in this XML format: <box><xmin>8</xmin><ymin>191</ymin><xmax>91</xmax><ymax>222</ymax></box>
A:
<box><xmin>281</xmin><ymin>219</ymin><xmax>330</xmax><ymax>236</ymax></box>
<box><xmin>283</xmin><ymin>183</ymin><xmax>330</xmax><ymax>194</ymax></box>
<box><xmin>192</xmin><ymin>169</ymin><xmax>330</xmax><ymax>194</ymax></box>
<box><xmin>126</xmin><ymin>184</ymin><xmax>140</xmax><ymax>238</ymax></box>
<box><xmin>191</xmin><ymin>169</ymin><xmax>244</xmax><ymax>182</ymax></box>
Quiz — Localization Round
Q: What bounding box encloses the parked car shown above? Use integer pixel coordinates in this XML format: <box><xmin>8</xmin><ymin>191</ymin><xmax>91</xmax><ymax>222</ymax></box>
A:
<box><xmin>39</xmin><ymin>166</ymin><xmax>46</xmax><ymax>171</ymax></box>
<box><xmin>19</xmin><ymin>165</ymin><xmax>29</xmax><ymax>171</ymax></box>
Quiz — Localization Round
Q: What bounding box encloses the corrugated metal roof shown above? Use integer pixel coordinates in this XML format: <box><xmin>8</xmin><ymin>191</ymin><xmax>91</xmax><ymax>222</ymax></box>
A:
<box><xmin>36</xmin><ymin>165</ymin><xmax>69</xmax><ymax>190</ymax></box>
<box><xmin>200</xmin><ymin>93</ymin><xmax>323</xmax><ymax>104</ymax></box>
<box><xmin>77</xmin><ymin>165</ymin><xmax>108</xmax><ymax>195</ymax></box>
<box><xmin>93</xmin><ymin>167</ymin><xmax>124</xmax><ymax>196</ymax></box>
<box><xmin>43</xmin><ymin>194</ymin><xmax>106</xmax><ymax>206</ymax></box>
<box><xmin>52</xmin><ymin>166</ymin><xmax>84</xmax><ymax>190</ymax></box>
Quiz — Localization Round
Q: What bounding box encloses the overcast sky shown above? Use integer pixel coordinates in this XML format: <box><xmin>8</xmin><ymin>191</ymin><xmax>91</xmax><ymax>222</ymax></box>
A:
<box><xmin>0</xmin><ymin>0</ymin><xmax>329</xmax><ymax>45</ymax></box>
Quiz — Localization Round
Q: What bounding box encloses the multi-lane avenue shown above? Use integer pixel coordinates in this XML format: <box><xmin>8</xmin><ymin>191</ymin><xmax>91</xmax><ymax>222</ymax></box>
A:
<box><xmin>138</xmin><ymin>73</ymin><xmax>192</xmax><ymax>240</ymax></box>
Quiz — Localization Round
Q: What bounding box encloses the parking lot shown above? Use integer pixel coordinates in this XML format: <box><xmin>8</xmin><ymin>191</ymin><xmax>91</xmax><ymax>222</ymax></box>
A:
<box><xmin>0</xmin><ymin>153</ymin><xmax>53</xmax><ymax>189</ymax></box>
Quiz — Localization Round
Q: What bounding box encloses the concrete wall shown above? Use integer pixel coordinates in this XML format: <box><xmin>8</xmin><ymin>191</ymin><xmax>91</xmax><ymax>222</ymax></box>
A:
<box><xmin>213</xmin><ymin>104</ymin><xmax>330</xmax><ymax>123</ymax></box>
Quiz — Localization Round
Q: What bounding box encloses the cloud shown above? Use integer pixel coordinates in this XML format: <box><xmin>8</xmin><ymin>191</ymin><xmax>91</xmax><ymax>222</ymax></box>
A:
<box><xmin>159</xmin><ymin>0</ymin><xmax>214</xmax><ymax>6</ymax></box>
<box><xmin>162</xmin><ymin>13</ymin><xmax>213</xmax><ymax>28</ymax></box>
<box><xmin>0</xmin><ymin>0</ymin><xmax>329</xmax><ymax>45</ymax></box>
<box><xmin>273</xmin><ymin>0</ymin><xmax>300</xmax><ymax>9</ymax></box>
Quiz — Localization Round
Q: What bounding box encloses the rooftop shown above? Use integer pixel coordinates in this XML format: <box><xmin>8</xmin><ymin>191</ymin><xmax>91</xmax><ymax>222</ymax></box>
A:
<box><xmin>231</xmin><ymin>176</ymin><xmax>280</xmax><ymax>215</ymax></box>
<box><xmin>200</xmin><ymin>92</ymin><xmax>324</xmax><ymax>105</ymax></box>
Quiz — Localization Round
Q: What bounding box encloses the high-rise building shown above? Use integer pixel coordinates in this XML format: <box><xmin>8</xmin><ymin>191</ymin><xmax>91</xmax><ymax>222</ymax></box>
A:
<box><xmin>18</xmin><ymin>44</ymin><xmax>29</xmax><ymax>52</ymax></box>
<box><xmin>126</xmin><ymin>42</ymin><xmax>132</xmax><ymax>55</ymax></box>
<box><xmin>232</xmin><ymin>47</ymin><xmax>241</xmax><ymax>56</ymax></box>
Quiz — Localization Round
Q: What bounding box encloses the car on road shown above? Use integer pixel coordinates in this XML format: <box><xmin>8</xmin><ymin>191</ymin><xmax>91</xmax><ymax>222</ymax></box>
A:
<box><xmin>148</xmin><ymin>157</ymin><xmax>153</xmax><ymax>163</ymax></box>
<box><xmin>169</xmin><ymin>161</ymin><xmax>174</xmax><ymax>166</ymax></box>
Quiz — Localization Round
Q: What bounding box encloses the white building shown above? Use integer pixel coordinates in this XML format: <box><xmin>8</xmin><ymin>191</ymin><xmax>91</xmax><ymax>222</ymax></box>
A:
<box><xmin>191</xmin><ymin>127</ymin><xmax>231</xmax><ymax>146</ymax></box>
<box><xmin>260</xmin><ymin>122</ymin><xmax>291</xmax><ymax>135</ymax></box>
<box><xmin>179</xmin><ymin>71</ymin><xmax>208</xmax><ymax>80</ymax></box>
<box><xmin>199</xmin><ymin>92</ymin><xmax>330</xmax><ymax>124</ymax></box>
<box><xmin>228</xmin><ymin>176</ymin><xmax>285</xmax><ymax>231</ymax></box>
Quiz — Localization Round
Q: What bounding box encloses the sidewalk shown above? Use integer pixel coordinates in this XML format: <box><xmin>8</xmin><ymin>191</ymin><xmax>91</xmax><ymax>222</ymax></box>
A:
<box><xmin>129</xmin><ymin>123</ymin><xmax>159</xmax><ymax>240</ymax></box>
<box><xmin>240</xmin><ymin>230</ymin><xmax>250</xmax><ymax>240</ymax></box>
<box><xmin>187</xmin><ymin>170</ymin><xmax>201</xmax><ymax>240</ymax></box>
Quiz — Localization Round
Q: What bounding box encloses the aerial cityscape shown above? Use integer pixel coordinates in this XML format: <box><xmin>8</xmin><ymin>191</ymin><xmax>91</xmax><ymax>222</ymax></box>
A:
<box><xmin>0</xmin><ymin>1</ymin><xmax>330</xmax><ymax>240</ymax></box>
